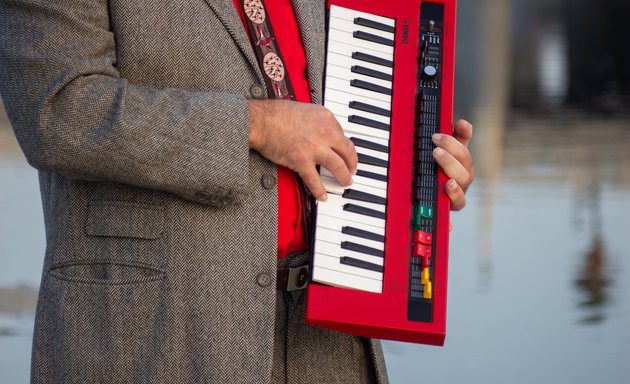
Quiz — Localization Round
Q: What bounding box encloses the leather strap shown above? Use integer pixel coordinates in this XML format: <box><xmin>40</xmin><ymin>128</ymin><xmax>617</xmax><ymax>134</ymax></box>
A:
<box><xmin>241</xmin><ymin>0</ymin><xmax>296</xmax><ymax>99</ymax></box>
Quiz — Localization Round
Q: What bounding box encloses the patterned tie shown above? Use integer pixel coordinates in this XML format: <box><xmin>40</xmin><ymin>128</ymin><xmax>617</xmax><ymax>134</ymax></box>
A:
<box><xmin>241</xmin><ymin>0</ymin><xmax>296</xmax><ymax>99</ymax></box>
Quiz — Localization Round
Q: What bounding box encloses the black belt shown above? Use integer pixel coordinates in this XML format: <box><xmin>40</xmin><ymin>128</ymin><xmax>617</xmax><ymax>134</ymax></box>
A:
<box><xmin>276</xmin><ymin>265</ymin><xmax>309</xmax><ymax>292</ymax></box>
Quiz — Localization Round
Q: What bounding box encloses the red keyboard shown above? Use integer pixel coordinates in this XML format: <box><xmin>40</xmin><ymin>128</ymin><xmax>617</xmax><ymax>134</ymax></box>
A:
<box><xmin>306</xmin><ymin>0</ymin><xmax>457</xmax><ymax>345</ymax></box>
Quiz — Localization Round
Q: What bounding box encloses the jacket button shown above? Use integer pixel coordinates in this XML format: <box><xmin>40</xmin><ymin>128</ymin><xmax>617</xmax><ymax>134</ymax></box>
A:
<box><xmin>194</xmin><ymin>191</ymin><xmax>212</xmax><ymax>203</ymax></box>
<box><xmin>256</xmin><ymin>272</ymin><xmax>272</xmax><ymax>287</ymax></box>
<box><xmin>261</xmin><ymin>174</ymin><xmax>276</xmax><ymax>189</ymax></box>
<box><xmin>250</xmin><ymin>84</ymin><xmax>265</xmax><ymax>99</ymax></box>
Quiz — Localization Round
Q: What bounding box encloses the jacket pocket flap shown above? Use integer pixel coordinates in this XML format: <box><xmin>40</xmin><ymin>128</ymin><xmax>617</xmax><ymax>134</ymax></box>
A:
<box><xmin>85</xmin><ymin>201</ymin><xmax>164</xmax><ymax>240</ymax></box>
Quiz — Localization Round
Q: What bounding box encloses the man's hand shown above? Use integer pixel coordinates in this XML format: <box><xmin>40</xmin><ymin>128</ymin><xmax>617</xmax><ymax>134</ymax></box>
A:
<box><xmin>248</xmin><ymin>99</ymin><xmax>358</xmax><ymax>201</ymax></box>
<box><xmin>432</xmin><ymin>119</ymin><xmax>474</xmax><ymax>211</ymax></box>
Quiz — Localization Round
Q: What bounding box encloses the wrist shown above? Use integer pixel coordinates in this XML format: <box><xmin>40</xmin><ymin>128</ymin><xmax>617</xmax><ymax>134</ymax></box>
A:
<box><xmin>248</xmin><ymin>99</ymin><xmax>265</xmax><ymax>150</ymax></box>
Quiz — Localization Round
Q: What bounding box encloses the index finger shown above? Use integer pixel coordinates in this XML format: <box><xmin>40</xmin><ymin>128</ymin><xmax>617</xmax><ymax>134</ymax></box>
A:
<box><xmin>453</xmin><ymin>119</ymin><xmax>473</xmax><ymax>147</ymax></box>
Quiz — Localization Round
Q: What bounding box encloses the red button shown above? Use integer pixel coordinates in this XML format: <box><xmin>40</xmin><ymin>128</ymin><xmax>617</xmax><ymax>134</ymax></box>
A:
<box><xmin>414</xmin><ymin>243</ymin><xmax>431</xmax><ymax>257</ymax></box>
<box><xmin>414</xmin><ymin>230</ymin><xmax>432</xmax><ymax>245</ymax></box>
<box><xmin>414</xmin><ymin>243</ymin><xmax>431</xmax><ymax>268</ymax></box>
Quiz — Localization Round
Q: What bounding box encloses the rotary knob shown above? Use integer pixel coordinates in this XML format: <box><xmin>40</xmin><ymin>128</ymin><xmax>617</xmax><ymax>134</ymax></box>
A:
<box><xmin>422</xmin><ymin>65</ymin><xmax>438</xmax><ymax>82</ymax></box>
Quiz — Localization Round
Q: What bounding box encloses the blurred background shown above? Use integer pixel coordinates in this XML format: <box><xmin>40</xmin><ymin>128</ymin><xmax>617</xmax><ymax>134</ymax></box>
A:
<box><xmin>1</xmin><ymin>0</ymin><xmax>629</xmax><ymax>382</ymax></box>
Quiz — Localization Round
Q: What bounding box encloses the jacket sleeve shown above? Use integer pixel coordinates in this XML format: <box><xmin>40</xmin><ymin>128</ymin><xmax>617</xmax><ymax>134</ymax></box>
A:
<box><xmin>0</xmin><ymin>0</ymin><xmax>252</xmax><ymax>206</ymax></box>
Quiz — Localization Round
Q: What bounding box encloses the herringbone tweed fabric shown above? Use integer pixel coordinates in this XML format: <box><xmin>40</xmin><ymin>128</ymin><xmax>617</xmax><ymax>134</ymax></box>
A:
<box><xmin>0</xmin><ymin>0</ymin><xmax>388</xmax><ymax>383</ymax></box>
<box><xmin>272</xmin><ymin>252</ymin><xmax>388</xmax><ymax>384</ymax></box>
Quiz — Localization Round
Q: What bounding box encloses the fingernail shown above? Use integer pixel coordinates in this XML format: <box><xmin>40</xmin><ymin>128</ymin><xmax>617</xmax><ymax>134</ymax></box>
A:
<box><xmin>432</xmin><ymin>133</ymin><xmax>443</xmax><ymax>143</ymax></box>
<box><xmin>434</xmin><ymin>147</ymin><xmax>444</xmax><ymax>156</ymax></box>
<box><xmin>319</xmin><ymin>193</ymin><xmax>328</xmax><ymax>202</ymax></box>
<box><xmin>448</xmin><ymin>179</ymin><xmax>457</xmax><ymax>189</ymax></box>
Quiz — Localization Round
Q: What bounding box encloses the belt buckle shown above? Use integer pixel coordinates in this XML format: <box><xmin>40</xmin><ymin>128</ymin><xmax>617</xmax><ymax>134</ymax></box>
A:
<box><xmin>286</xmin><ymin>265</ymin><xmax>309</xmax><ymax>292</ymax></box>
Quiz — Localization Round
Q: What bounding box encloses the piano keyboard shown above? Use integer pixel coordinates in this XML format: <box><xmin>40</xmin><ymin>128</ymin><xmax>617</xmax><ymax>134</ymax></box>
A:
<box><xmin>312</xmin><ymin>5</ymin><xmax>397</xmax><ymax>294</ymax></box>
<box><xmin>306</xmin><ymin>0</ymin><xmax>456</xmax><ymax>346</ymax></box>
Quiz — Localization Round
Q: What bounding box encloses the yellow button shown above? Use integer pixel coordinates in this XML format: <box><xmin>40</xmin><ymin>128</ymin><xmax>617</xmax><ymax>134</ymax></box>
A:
<box><xmin>424</xmin><ymin>281</ymin><xmax>433</xmax><ymax>299</ymax></box>
<box><xmin>421</xmin><ymin>268</ymin><xmax>430</xmax><ymax>285</ymax></box>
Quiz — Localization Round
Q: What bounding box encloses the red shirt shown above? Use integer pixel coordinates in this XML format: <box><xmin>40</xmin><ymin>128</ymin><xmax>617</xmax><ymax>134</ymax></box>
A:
<box><xmin>232</xmin><ymin>0</ymin><xmax>310</xmax><ymax>258</ymax></box>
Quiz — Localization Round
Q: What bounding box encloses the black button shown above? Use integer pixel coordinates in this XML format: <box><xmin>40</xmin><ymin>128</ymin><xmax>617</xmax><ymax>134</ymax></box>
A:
<box><xmin>261</xmin><ymin>174</ymin><xmax>276</xmax><ymax>189</ymax></box>
<box><xmin>256</xmin><ymin>272</ymin><xmax>272</xmax><ymax>287</ymax></box>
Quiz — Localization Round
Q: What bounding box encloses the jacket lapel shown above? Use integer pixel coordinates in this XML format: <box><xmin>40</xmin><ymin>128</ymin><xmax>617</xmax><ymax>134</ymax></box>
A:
<box><xmin>202</xmin><ymin>0</ymin><xmax>264</xmax><ymax>82</ymax></box>
<box><xmin>290</xmin><ymin>0</ymin><xmax>326</xmax><ymax>105</ymax></box>
<box><xmin>203</xmin><ymin>0</ymin><xmax>326</xmax><ymax>104</ymax></box>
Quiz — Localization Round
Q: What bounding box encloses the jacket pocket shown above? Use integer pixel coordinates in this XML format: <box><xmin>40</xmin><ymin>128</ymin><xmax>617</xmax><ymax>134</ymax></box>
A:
<box><xmin>33</xmin><ymin>270</ymin><xmax>167</xmax><ymax>382</ymax></box>
<box><xmin>49</xmin><ymin>260</ymin><xmax>165</xmax><ymax>285</ymax></box>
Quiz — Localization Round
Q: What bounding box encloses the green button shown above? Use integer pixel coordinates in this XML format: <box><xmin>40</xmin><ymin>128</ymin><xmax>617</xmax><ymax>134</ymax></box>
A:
<box><xmin>415</xmin><ymin>205</ymin><xmax>434</xmax><ymax>225</ymax></box>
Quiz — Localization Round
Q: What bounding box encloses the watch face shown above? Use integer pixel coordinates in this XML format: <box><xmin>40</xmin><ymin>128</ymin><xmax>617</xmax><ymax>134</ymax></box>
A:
<box><xmin>263</xmin><ymin>52</ymin><xmax>285</xmax><ymax>82</ymax></box>
<box><xmin>244</xmin><ymin>0</ymin><xmax>265</xmax><ymax>24</ymax></box>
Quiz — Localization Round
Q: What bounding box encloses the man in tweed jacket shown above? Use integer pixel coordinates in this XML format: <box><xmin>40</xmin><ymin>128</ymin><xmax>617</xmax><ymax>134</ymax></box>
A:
<box><xmin>0</xmin><ymin>0</ymin><xmax>474</xmax><ymax>383</ymax></box>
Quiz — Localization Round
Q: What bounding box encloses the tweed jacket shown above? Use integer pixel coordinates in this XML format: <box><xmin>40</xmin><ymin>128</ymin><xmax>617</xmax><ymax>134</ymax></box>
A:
<box><xmin>0</xmin><ymin>0</ymin><xmax>388</xmax><ymax>383</ymax></box>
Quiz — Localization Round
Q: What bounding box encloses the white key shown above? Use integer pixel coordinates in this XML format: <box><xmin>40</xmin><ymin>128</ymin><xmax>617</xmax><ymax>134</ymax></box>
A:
<box><xmin>326</xmin><ymin>77</ymin><xmax>391</xmax><ymax>104</ymax></box>
<box><xmin>327</xmin><ymin>39</ymin><xmax>393</xmax><ymax>63</ymax></box>
<box><xmin>327</xmin><ymin>52</ymin><xmax>393</xmax><ymax>76</ymax></box>
<box><xmin>315</xmin><ymin>214</ymin><xmax>385</xmax><ymax>236</ymax></box>
<box><xmin>356</xmin><ymin>146</ymin><xmax>389</xmax><ymax>162</ymax></box>
<box><xmin>321</xmin><ymin>175</ymin><xmax>387</xmax><ymax>199</ymax></box>
<box><xmin>321</xmin><ymin>175</ymin><xmax>346</xmax><ymax>195</ymax></box>
<box><xmin>328</xmin><ymin>29</ymin><xmax>394</xmax><ymax>57</ymax></box>
<box><xmin>319</xmin><ymin>193</ymin><xmax>385</xmax><ymax>213</ymax></box>
<box><xmin>338</xmin><ymin>118</ymin><xmax>391</xmax><ymax>140</ymax></box>
<box><xmin>326</xmin><ymin>63</ymin><xmax>392</xmax><ymax>89</ymax></box>
<box><xmin>330</xmin><ymin>5</ymin><xmax>395</xmax><ymax>28</ymax></box>
<box><xmin>353</xmin><ymin>174</ymin><xmax>388</xmax><ymax>190</ymax></box>
<box><xmin>311</xmin><ymin>265</ymin><xmax>382</xmax><ymax>293</ymax></box>
<box><xmin>347</xmin><ymin>133</ymin><xmax>390</xmax><ymax>148</ymax></box>
<box><xmin>325</xmin><ymin>88</ymin><xmax>390</xmax><ymax>111</ymax></box>
<box><xmin>321</xmin><ymin>169</ymin><xmax>388</xmax><ymax>191</ymax></box>
<box><xmin>313</xmin><ymin>253</ymin><xmax>382</xmax><ymax>281</ymax></box>
<box><xmin>317</xmin><ymin>202</ymin><xmax>385</xmax><ymax>229</ymax></box>
<box><xmin>315</xmin><ymin>241</ymin><xmax>383</xmax><ymax>267</ymax></box>
<box><xmin>357</xmin><ymin>162</ymin><xmax>388</xmax><ymax>177</ymax></box>
<box><xmin>326</xmin><ymin>100</ymin><xmax>391</xmax><ymax>126</ymax></box>
<box><xmin>329</xmin><ymin>17</ymin><xmax>395</xmax><ymax>41</ymax></box>
<box><xmin>315</xmin><ymin>227</ymin><xmax>384</xmax><ymax>252</ymax></box>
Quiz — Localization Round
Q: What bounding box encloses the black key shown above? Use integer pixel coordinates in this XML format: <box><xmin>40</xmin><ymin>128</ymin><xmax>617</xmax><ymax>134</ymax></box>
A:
<box><xmin>343</xmin><ymin>189</ymin><xmax>387</xmax><ymax>205</ymax></box>
<box><xmin>351</xmin><ymin>79</ymin><xmax>391</xmax><ymax>96</ymax></box>
<box><xmin>354</xmin><ymin>17</ymin><xmax>396</xmax><ymax>33</ymax></box>
<box><xmin>348</xmin><ymin>115</ymin><xmax>390</xmax><ymax>131</ymax></box>
<box><xmin>353</xmin><ymin>31</ymin><xmax>394</xmax><ymax>47</ymax></box>
<box><xmin>340</xmin><ymin>256</ymin><xmax>384</xmax><ymax>273</ymax></box>
<box><xmin>349</xmin><ymin>101</ymin><xmax>390</xmax><ymax>117</ymax></box>
<box><xmin>356</xmin><ymin>169</ymin><xmax>387</xmax><ymax>183</ymax></box>
<box><xmin>344</xmin><ymin>203</ymin><xmax>386</xmax><ymax>220</ymax></box>
<box><xmin>350</xmin><ymin>137</ymin><xmax>389</xmax><ymax>153</ymax></box>
<box><xmin>352</xmin><ymin>52</ymin><xmax>393</xmax><ymax>68</ymax></box>
<box><xmin>351</xmin><ymin>65</ymin><xmax>393</xmax><ymax>82</ymax></box>
<box><xmin>341</xmin><ymin>241</ymin><xmax>384</xmax><ymax>258</ymax></box>
<box><xmin>358</xmin><ymin>152</ymin><xmax>388</xmax><ymax>168</ymax></box>
<box><xmin>342</xmin><ymin>226</ymin><xmax>385</xmax><ymax>243</ymax></box>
